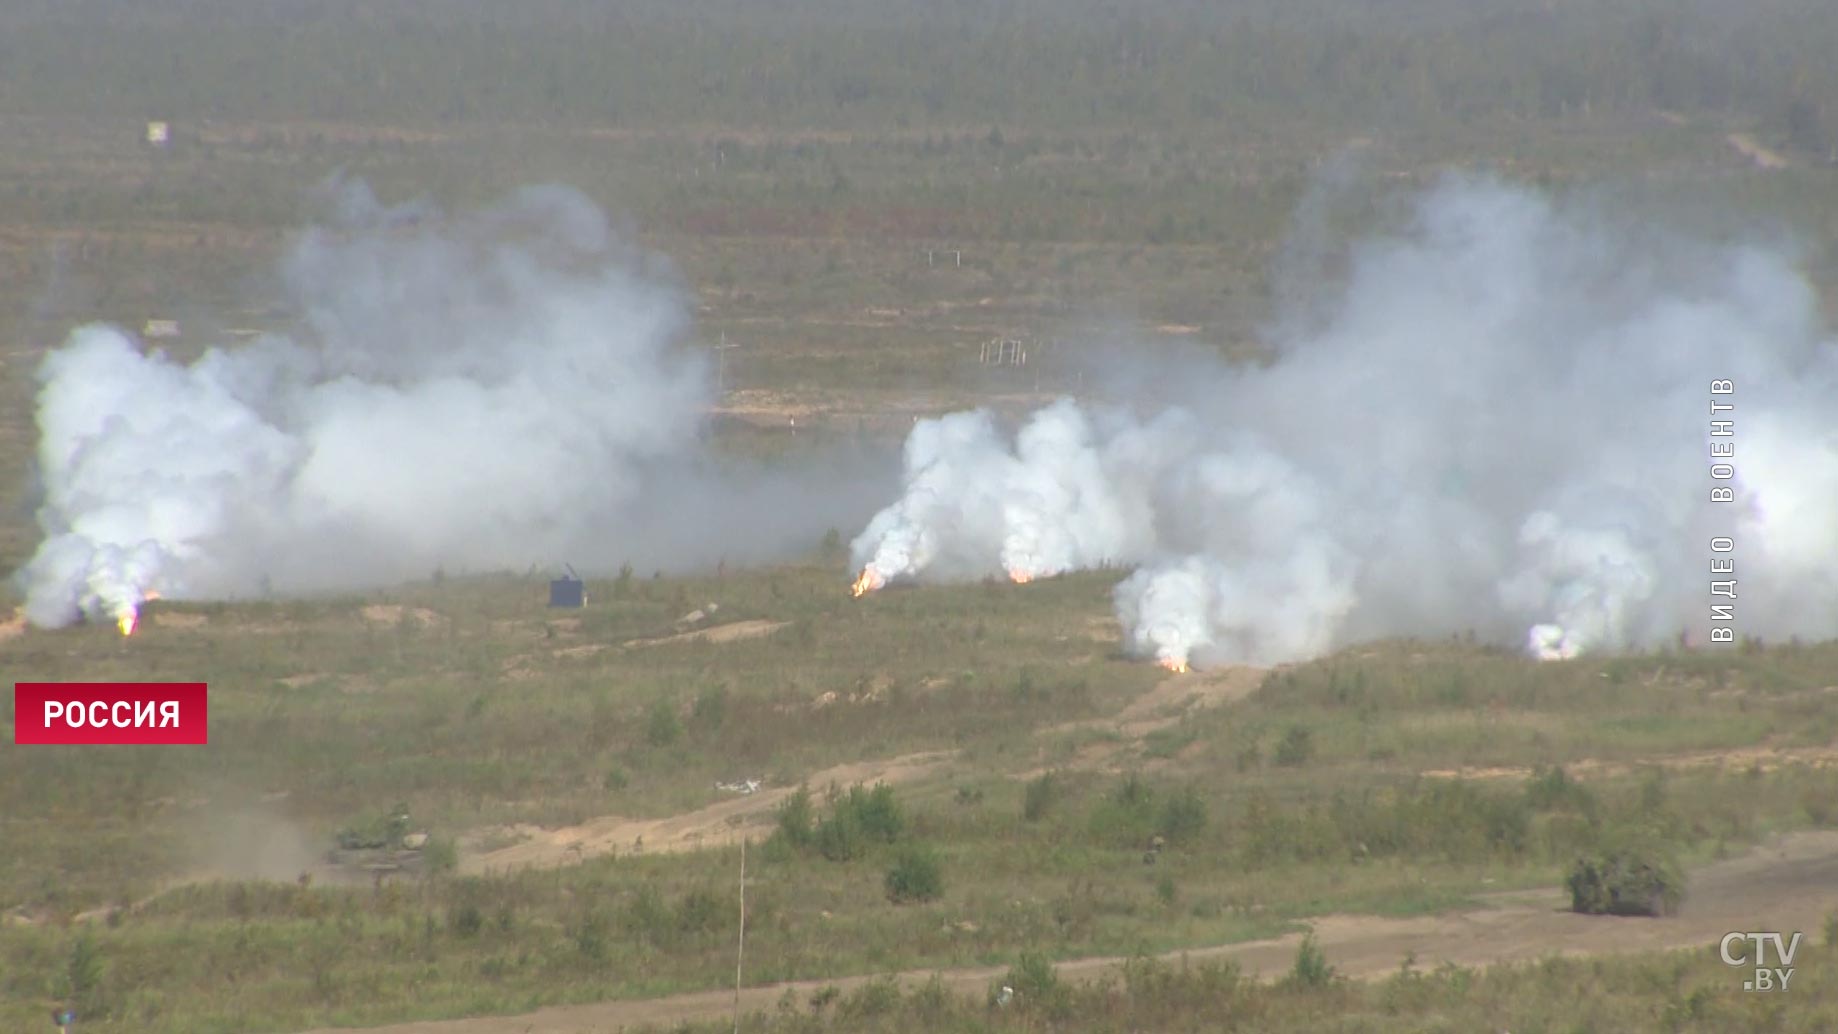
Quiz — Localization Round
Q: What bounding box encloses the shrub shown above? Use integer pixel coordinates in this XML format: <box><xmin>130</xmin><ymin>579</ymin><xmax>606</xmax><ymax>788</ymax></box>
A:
<box><xmin>844</xmin><ymin>783</ymin><xmax>904</xmax><ymax>842</ymax></box>
<box><xmin>676</xmin><ymin>889</ymin><xmax>724</xmax><ymax>935</ymax></box>
<box><xmin>1274</xmin><ymin>725</ymin><xmax>1314</xmax><ymax>767</ymax></box>
<box><xmin>839</xmin><ymin>975</ymin><xmax>902</xmax><ymax>1018</ymax></box>
<box><xmin>1524</xmin><ymin>765</ymin><xmax>1596</xmax><ymax>816</ymax></box>
<box><xmin>1001</xmin><ymin>951</ymin><xmax>1068</xmax><ymax>1011</ymax></box>
<box><xmin>691</xmin><ymin>685</ymin><xmax>728</xmax><ymax>733</ymax></box>
<box><xmin>1155</xmin><ymin>873</ymin><xmax>1177</xmax><ymax>906</ymax></box>
<box><xmin>449</xmin><ymin>902</ymin><xmax>484</xmax><ymax>938</ymax></box>
<box><xmin>65</xmin><ymin>932</ymin><xmax>105</xmax><ymax>1018</ymax></box>
<box><xmin>1006</xmin><ymin>951</ymin><xmax>1060</xmax><ymax>997</ymax></box>
<box><xmin>1023</xmin><ymin>772</ymin><xmax>1061</xmax><ymax>822</ymax></box>
<box><xmin>1286</xmin><ymin>932</ymin><xmax>1336</xmax><ymax>989</ymax></box>
<box><xmin>422</xmin><ymin>836</ymin><xmax>458</xmax><ymax>875</ymax></box>
<box><xmin>775</xmin><ymin>786</ymin><xmax>815</xmax><ymax>848</ymax></box>
<box><xmin>1158</xmin><ymin>786</ymin><xmax>1208</xmax><ymax>844</ymax></box>
<box><xmin>645</xmin><ymin>699</ymin><xmax>683</xmax><ymax>747</ymax></box>
<box><xmin>885</xmin><ymin>843</ymin><xmax>944</xmax><ymax>903</ymax></box>
<box><xmin>623</xmin><ymin>886</ymin><xmax>673</xmax><ymax>946</ymax></box>
<box><xmin>1566</xmin><ymin>847</ymin><xmax>1684</xmax><ymax>916</ymax></box>
<box><xmin>815</xmin><ymin>806</ymin><xmax>865</xmax><ymax>862</ymax></box>
<box><xmin>572</xmin><ymin>908</ymin><xmax>611</xmax><ymax>961</ymax></box>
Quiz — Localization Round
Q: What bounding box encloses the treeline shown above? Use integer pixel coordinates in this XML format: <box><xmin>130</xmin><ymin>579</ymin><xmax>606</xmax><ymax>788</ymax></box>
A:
<box><xmin>1</xmin><ymin>0</ymin><xmax>1834</xmax><ymax>150</ymax></box>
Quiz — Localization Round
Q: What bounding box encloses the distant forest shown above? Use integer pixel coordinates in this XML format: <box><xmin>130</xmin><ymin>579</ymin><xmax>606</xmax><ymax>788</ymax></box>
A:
<box><xmin>2</xmin><ymin>0</ymin><xmax>1834</xmax><ymax>153</ymax></box>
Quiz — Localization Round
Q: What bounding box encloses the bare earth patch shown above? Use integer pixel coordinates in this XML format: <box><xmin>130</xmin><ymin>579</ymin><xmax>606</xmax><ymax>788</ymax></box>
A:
<box><xmin>360</xmin><ymin>604</ymin><xmax>447</xmax><ymax>629</ymax></box>
<box><xmin>620</xmin><ymin>618</ymin><xmax>789</xmax><ymax>650</ymax></box>
<box><xmin>151</xmin><ymin>610</ymin><xmax>208</xmax><ymax>629</ymax></box>
<box><xmin>1726</xmin><ymin>133</ymin><xmax>1789</xmax><ymax>170</ymax></box>
<box><xmin>1020</xmin><ymin>665</ymin><xmax>1268</xmax><ymax>779</ymax></box>
<box><xmin>459</xmin><ymin>751</ymin><xmax>952</xmax><ymax>874</ymax></box>
<box><xmin>1420</xmin><ymin>742</ymin><xmax>1838</xmax><ymax>781</ymax></box>
<box><xmin>292</xmin><ymin>831</ymin><xmax>1838</xmax><ymax>1034</ymax></box>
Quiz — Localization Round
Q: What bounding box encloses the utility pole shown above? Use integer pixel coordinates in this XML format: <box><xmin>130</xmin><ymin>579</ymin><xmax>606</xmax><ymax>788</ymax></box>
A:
<box><xmin>733</xmin><ymin>838</ymin><xmax>747</xmax><ymax>1034</ymax></box>
<box><xmin>714</xmin><ymin>331</ymin><xmax>741</xmax><ymax>401</ymax></box>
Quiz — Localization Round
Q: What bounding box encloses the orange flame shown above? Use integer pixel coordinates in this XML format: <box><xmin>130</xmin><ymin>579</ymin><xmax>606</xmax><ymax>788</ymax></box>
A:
<box><xmin>850</xmin><ymin>568</ymin><xmax>885</xmax><ymax>598</ymax></box>
<box><xmin>1158</xmin><ymin>657</ymin><xmax>1190</xmax><ymax>674</ymax></box>
<box><xmin>1007</xmin><ymin>568</ymin><xmax>1033</xmax><ymax>585</ymax></box>
<box><xmin>117</xmin><ymin>590</ymin><xmax>161</xmax><ymax>636</ymax></box>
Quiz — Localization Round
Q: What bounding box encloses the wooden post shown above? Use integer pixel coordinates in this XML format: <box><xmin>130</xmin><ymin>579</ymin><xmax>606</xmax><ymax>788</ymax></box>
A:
<box><xmin>733</xmin><ymin>837</ymin><xmax>747</xmax><ymax>1034</ymax></box>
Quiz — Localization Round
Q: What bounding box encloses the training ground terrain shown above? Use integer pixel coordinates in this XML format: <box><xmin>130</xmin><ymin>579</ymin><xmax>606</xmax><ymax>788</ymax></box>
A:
<box><xmin>6</xmin><ymin>2</ymin><xmax>1838</xmax><ymax>1031</ymax></box>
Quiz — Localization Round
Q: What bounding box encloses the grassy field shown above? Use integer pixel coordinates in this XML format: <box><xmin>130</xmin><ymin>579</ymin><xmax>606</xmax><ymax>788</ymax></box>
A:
<box><xmin>664</xmin><ymin>943</ymin><xmax>1838</xmax><ymax>1034</ymax></box>
<box><xmin>3</xmin><ymin>3</ymin><xmax>1838</xmax><ymax>1032</ymax></box>
<box><xmin>4</xmin><ymin>564</ymin><xmax>1838</xmax><ymax>1032</ymax></box>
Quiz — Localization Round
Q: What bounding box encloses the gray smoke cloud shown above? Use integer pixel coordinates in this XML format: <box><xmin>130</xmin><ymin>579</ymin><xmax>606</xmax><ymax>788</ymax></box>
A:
<box><xmin>852</xmin><ymin>173</ymin><xmax>1838</xmax><ymax>667</ymax></box>
<box><xmin>18</xmin><ymin>180</ymin><xmax>889</xmax><ymax>631</ymax></box>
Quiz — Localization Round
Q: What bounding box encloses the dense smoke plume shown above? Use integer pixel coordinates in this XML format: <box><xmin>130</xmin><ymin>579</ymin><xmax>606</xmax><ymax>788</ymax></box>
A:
<box><xmin>18</xmin><ymin>180</ymin><xmax>888</xmax><ymax>631</ymax></box>
<box><xmin>852</xmin><ymin>174</ymin><xmax>1838</xmax><ymax>667</ymax></box>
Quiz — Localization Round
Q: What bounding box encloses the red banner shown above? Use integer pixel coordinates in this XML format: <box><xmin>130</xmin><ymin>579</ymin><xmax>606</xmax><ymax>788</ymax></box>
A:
<box><xmin>13</xmin><ymin>682</ymin><xmax>209</xmax><ymax>744</ymax></box>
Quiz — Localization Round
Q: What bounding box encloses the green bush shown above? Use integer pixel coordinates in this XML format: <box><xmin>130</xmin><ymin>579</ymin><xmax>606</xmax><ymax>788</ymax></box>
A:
<box><xmin>423</xmin><ymin>836</ymin><xmax>458</xmax><ymax>875</ymax></box>
<box><xmin>785</xmin><ymin>783</ymin><xmax>905</xmax><ymax>862</ymax></box>
<box><xmin>1006</xmin><ymin>951</ymin><xmax>1060</xmax><ymax>997</ymax></box>
<box><xmin>1023</xmin><ymin>771</ymin><xmax>1061</xmax><ymax>822</ymax></box>
<box><xmin>675</xmin><ymin>889</ymin><xmax>724</xmax><ymax>935</ymax></box>
<box><xmin>1525</xmin><ymin>765</ymin><xmax>1596</xmax><ymax>816</ymax></box>
<box><xmin>885</xmin><ymin>843</ymin><xmax>944</xmax><ymax>903</ymax></box>
<box><xmin>844</xmin><ymin>783</ymin><xmax>905</xmax><ymax>842</ymax></box>
<box><xmin>1274</xmin><ymin>725</ymin><xmax>1314</xmax><ymax>767</ymax></box>
<box><xmin>691</xmin><ymin>685</ymin><xmax>728</xmax><ymax>733</ymax></box>
<box><xmin>448</xmin><ymin>902</ymin><xmax>484</xmax><ymax>938</ymax></box>
<box><xmin>1566</xmin><ymin>847</ymin><xmax>1684</xmax><ymax>917</ymax></box>
<box><xmin>1285</xmin><ymin>932</ymin><xmax>1336</xmax><ymax>990</ymax></box>
<box><xmin>775</xmin><ymin>786</ymin><xmax>815</xmax><ymax>848</ymax></box>
<box><xmin>815</xmin><ymin>806</ymin><xmax>865</xmax><ymax>862</ymax></box>
<box><xmin>572</xmin><ymin>908</ymin><xmax>611</xmax><ymax>962</ymax></box>
<box><xmin>1158</xmin><ymin>786</ymin><xmax>1208</xmax><ymax>844</ymax></box>
<box><xmin>64</xmin><ymin>932</ymin><xmax>105</xmax><ymax>1018</ymax></box>
<box><xmin>645</xmin><ymin>699</ymin><xmax>683</xmax><ymax>747</ymax></box>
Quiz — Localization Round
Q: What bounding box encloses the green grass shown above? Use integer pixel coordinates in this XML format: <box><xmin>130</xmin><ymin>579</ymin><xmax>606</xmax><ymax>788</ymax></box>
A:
<box><xmin>1</xmin><ymin>8</ymin><xmax>1837</xmax><ymax>1030</ymax></box>
<box><xmin>665</xmin><ymin>944</ymin><xmax>1838</xmax><ymax>1034</ymax></box>
<box><xmin>4</xmin><ymin>564</ymin><xmax>1838</xmax><ymax>1032</ymax></box>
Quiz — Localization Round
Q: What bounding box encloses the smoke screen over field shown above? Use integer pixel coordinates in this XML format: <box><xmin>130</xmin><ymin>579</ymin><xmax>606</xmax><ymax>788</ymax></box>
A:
<box><xmin>15</xmin><ymin>179</ymin><xmax>892</xmax><ymax>633</ymax></box>
<box><xmin>852</xmin><ymin>174</ymin><xmax>1838</xmax><ymax>668</ymax></box>
<box><xmin>17</xmin><ymin>171</ymin><xmax>1836</xmax><ymax>666</ymax></box>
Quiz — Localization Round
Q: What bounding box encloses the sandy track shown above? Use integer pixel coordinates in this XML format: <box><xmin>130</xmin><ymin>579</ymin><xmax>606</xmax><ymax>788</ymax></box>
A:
<box><xmin>459</xmin><ymin>752</ymin><xmax>952</xmax><ymax>874</ymax></box>
<box><xmin>620</xmin><ymin>619</ymin><xmax>789</xmax><ymax>650</ymax></box>
<box><xmin>1020</xmin><ymin>665</ymin><xmax>1266</xmax><ymax>778</ymax></box>
<box><xmin>1421</xmin><ymin>743</ymin><xmax>1838</xmax><ymax>782</ymax></box>
<box><xmin>295</xmin><ymin>830</ymin><xmax>1838</xmax><ymax>1034</ymax></box>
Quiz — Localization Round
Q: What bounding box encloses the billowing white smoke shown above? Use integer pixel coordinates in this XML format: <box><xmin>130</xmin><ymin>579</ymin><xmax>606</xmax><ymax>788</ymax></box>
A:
<box><xmin>853</xmin><ymin>174</ymin><xmax>1838</xmax><ymax>667</ymax></box>
<box><xmin>849</xmin><ymin>398</ymin><xmax>1157</xmax><ymax>587</ymax></box>
<box><xmin>19</xmin><ymin>181</ymin><xmax>717</xmax><ymax>630</ymax></box>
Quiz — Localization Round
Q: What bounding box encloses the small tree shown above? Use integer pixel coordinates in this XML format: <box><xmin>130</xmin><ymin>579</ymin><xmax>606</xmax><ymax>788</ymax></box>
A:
<box><xmin>885</xmin><ymin>843</ymin><xmax>944</xmax><ymax>903</ymax></box>
<box><xmin>1158</xmin><ymin>786</ymin><xmax>1208</xmax><ymax>844</ymax></box>
<box><xmin>645</xmin><ymin>699</ymin><xmax>682</xmax><ymax>747</ymax></box>
<box><xmin>1286</xmin><ymin>932</ymin><xmax>1336</xmax><ymax>990</ymax></box>
<box><xmin>1023</xmin><ymin>772</ymin><xmax>1061</xmax><ymax>822</ymax></box>
<box><xmin>65</xmin><ymin>932</ymin><xmax>105</xmax><ymax>1018</ymax></box>
<box><xmin>775</xmin><ymin>786</ymin><xmax>815</xmax><ymax>849</ymax></box>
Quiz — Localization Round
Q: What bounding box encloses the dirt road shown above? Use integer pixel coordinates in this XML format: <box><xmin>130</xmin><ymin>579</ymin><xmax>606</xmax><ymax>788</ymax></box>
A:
<box><xmin>459</xmin><ymin>752</ymin><xmax>952</xmax><ymax>874</ymax></box>
<box><xmin>295</xmin><ymin>830</ymin><xmax>1838</xmax><ymax>1034</ymax></box>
